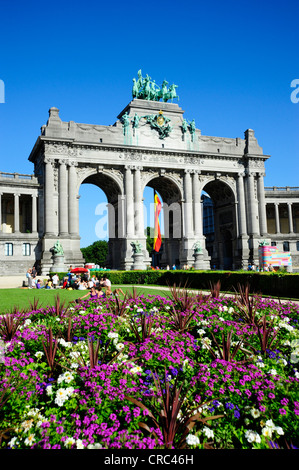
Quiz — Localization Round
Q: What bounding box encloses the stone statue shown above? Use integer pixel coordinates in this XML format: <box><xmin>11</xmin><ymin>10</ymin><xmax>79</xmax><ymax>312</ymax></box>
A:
<box><xmin>259</xmin><ymin>240</ymin><xmax>270</xmax><ymax>246</ymax></box>
<box><xmin>121</xmin><ymin>112</ymin><xmax>130</xmax><ymax>135</ymax></box>
<box><xmin>132</xmin><ymin>113</ymin><xmax>140</xmax><ymax>129</ymax></box>
<box><xmin>193</xmin><ymin>241</ymin><xmax>202</xmax><ymax>254</ymax></box>
<box><xmin>181</xmin><ymin>119</ymin><xmax>188</xmax><ymax>133</ymax></box>
<box><xmin>132</xmin><ymin>78</ymin><xmax>139</xmax><ymax>99</ymax></box>
<box><xmin>189</xmin><ymin>119</ymin><xmax>196</xmax><ymax>134</ymax></box>
<box><xmin>131</xmin><ymin>241</ymin><xmax>143</xmax><ymax>254</ymax></box>
<box><xmin>136</xmin><ymin>69</ymin><xmax>144</xmax><ymax>91</ymax></box>
<box><xmin>144</xmin><ymin>113</ymin><xmax>173</xmax><ymax>139</ymax></box>
<box><xmin>53</xmin><ymin>240</ymin><xmax>64</xmax><ymax>256</ymax></box>
<box><xmin>132</xmin><ymin>70</ymin><xmax>179</xmax><ymax>103</ymax></box>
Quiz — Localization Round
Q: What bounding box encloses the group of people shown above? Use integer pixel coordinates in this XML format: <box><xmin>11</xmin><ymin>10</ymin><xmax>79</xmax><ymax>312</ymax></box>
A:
<box><xmin>25</xmin><ymin>265</ymin><xmax>124</xmax><ymax>301</ymax></box>
<box><xmin>26</xmin><ymin>268</ymin><xmax>63</xmax><ymax>289</ymax></box>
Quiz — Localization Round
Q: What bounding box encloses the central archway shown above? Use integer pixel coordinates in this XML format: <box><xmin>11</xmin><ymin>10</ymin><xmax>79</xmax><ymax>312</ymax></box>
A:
<box><xmin>143</xmin><ymin>174</ymin><xmax>183</xmax><ymax>268</ymax></box>
<box><xmin>201</xmin><ymin>178</ymin><xmax>237</xmax><ymax>270</ymax></box>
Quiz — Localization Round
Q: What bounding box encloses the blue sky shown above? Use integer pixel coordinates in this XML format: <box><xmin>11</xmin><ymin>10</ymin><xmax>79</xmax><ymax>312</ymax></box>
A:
<box><xmin>0</xmin><ymin>0</ymin><xmax>298</xmax><ymax>247</ymax></box>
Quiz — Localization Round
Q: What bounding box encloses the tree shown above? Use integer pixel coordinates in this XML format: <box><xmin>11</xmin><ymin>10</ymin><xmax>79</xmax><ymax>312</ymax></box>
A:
<box><xmin>81</xmin><ymin>240</ymin><xmax>108</xmax><ymax>266</ymax></box>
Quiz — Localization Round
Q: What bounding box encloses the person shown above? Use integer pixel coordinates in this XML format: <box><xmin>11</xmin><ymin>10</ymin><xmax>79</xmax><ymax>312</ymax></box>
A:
<box><xmin>67</xmin><ymin>266</ymin><xmax>73</xmax><ymax>286</ymax></box>
<box><xmin>32</xmin><ymin>266</ymin><xmax>37</xmax><ymax>280</ymax></box>
<box><xmin>36</xmin><ymin>279</ymin><xmax>44</xmax><ymax>289</ymax></box>
<box><xmin>26</xmin><ymin>269</ymin><xmax>33</xmax><ymax>288</ymax></box>
<box><xmin>101</xmin><ymin>275</ymin><xmax>111</xmax><ymax>289</ymax></box>
<box><xmin>52</xmin><ymin>273</ymin><xmax>59</xmax><ymax>289</ymax></box>
<box><xmin>45</xmin><ymin>278</ymin><xmax>52</xmax><ymax>289</ymax></box>
<box><xmin>76</xmin><ymin>286</ymin><xmax>99</xmax><ymax>302</ymax></box>
<box><xmin>87</xmin><ymin>278</ymin><xmax>94</xmax><ymax>289</ymax></box>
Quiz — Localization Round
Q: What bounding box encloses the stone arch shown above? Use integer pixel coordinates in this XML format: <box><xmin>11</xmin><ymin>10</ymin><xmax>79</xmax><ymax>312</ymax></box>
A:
<box><xmin>77</xmin><ymin>167</ymin><xmax>124</xmax><ymax>203</ymax></box>
<box><xmin>142</xmin><ymin>172</ymin><xmax>184</xmax><ymax>268</ymax></box>
<box><xmin>201</xmin><ymin>176</ymin><xmax>237</xmax><ymax>270</ymax></box>
<box><xmin>78</xmin><ymin>168</ymin><xmax>125</xmax><ymax>268</ymax></box>
<box><xmin>142</xmin><ymin>171</ymin><xmax>183</xmax><ymax>203</ymax></box>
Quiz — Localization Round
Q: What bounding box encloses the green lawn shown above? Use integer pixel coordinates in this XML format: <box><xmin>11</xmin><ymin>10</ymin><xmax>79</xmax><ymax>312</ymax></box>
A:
<box><xmin>0</xmin><ymin>285</ymin><xmax>170</xmax><ymax>313</ymax></box>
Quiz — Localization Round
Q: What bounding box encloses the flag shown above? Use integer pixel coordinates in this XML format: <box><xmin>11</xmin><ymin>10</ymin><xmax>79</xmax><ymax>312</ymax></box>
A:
<box><xmin>153</xmin><ymin>191</ymin><xmax>162</xmax><ymax>252</ymax></box>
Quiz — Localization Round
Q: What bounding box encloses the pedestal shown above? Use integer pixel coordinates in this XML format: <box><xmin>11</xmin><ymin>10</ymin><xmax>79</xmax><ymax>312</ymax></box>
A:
<box><xmin>50</xmin><ymin>254</ymin><xmax>66</xmax><ymax>273</ymax></box>
<box><xmin>132</xmin><ymin>252</ymin><xmax>146</xmax><ymax>270</ymax></box>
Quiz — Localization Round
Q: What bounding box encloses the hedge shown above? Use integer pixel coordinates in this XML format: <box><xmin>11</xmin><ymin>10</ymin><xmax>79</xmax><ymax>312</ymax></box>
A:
<box><xmin>49</xmin><ymin>270</ymin><xmax>299</xmax><ymax>299</ymax></box>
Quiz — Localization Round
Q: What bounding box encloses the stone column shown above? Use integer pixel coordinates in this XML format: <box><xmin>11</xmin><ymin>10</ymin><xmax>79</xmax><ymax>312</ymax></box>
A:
<box><xmin>257</xmin><ymin>173</ymin><xmax>267</xmax><ymax>236</ymax></box>
<box><xmin>134</xmin><ymin>166</ymin><xmax>144</xmax><ymax>238</ymax></box>
<box><xmin>236</xmin><ymin>173</ymin><xmax>247</xmax><ymax>236</ymax></box>
<box><xmin>59</xmin><ymin>160</ymin><xmax>68</xmax><ymax>236</ymax></box>
<box><xmin>14</xmin><ymin>193</ymin><xmax>20</xmax><ymax>233</ymax></box>
<box><xmin>183</xmin><ymin>169</ymin><xmax>193</xmax><ymax>238</ymax></box>
<box><xmin>31</xmin><ymin>194</ymin><xmax>37</xmax><ymax>233</ymax></box>
<box><xmin>68</xmin><ymin>161</ymin><xmax>78</xmax><ymax>236</ymax></box>
<box><xmin>125</xmin><ymin>165</ymin><xmax>134</xmax><ymax>237</ymax></box>
<box><xmin>192</xmin><ymin>171</ymin><xmax>203</xmax><ymax>237</ymax></box>
<box><xmin>274</xmin><ymin>202</ymin><xmax>280</xmax><ymax>234</ymax></box>
<box><xmin>287</xmin><ymin>202</ymin><xmax>294</xmax><ymax>233</ymax></box>
<box><xmin>0</xmin><ymin>192</ymin><xmax>2</xmax><ymax>232</ymax></box>
<box><xmin>247</xmin><ymin>172</ymin><xmax>259</xmax><ymax>236</ymax></box>
<box><xmin>44</xmin><ymin>158</ymin><xmax>55</xmax><ymax>236</ymax></box>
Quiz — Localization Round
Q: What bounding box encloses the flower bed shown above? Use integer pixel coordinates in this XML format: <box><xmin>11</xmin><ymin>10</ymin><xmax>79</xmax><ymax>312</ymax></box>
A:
<box><xmin>0</xmin><ymin>287</ymin><xmax>298</xmax><ymax>449</ymax></box>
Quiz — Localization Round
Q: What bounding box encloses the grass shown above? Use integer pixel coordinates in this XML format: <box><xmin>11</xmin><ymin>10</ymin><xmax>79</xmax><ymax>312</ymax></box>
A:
<box><xmin>0</xmin><ymin>285</ymin><xmax>170</xmax><ymax>313</ymax></box>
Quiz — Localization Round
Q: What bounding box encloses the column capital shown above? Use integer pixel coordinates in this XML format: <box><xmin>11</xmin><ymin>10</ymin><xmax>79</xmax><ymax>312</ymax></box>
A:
<box><xmin>69</xmin><ymin>160</ymin><xmax>78</xmax><ymax>167</ymax></box>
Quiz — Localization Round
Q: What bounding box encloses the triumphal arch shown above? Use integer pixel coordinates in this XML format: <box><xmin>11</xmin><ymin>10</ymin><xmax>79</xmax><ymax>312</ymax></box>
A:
<box><xmin>27</xmin><ymin>71</ymin><xmax>272</xmax><ymax>274</ymax></box>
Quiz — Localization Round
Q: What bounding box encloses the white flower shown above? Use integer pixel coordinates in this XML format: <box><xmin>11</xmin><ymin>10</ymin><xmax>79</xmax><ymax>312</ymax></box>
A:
<box><xmin>24</xmin><ymin>434</ymin><xmax>35</xmax><ymax>446</ymax></box>
<box><xmin>201</xmin><ymin>337</ymin><xmax>212</xmax><ymax>349</ymax></box>
<box><xmin>108</xmin><ymin>332</ymin><xmax>118</xmax><ymax>339</ymax></box>
<box><xmin>202</xmin><ymin>426</ymin><xmax>214</xmax><ymax>439</ymax></box>
<box><xmin>268</xmin><ymin>369</ymin><xmax>277</xmax><ymax>376</ymax></box>
<box><xmin>8</xmin><ymin>436</ymin><xmax>19</xmax><ymax>448</ymax></box>
<box><xmin>130</xmin><ymin>366</ymin><xmax>142</xmax><ymax>374</ymax></box>
<box><xmin>58</xmin><ymin>338</ymin><xmax>72</xmax><ymax>348</ymax></box>
<box><xmin>116</xmin><ymin>342</ymin><xmax>125</xmax><ymax>351</ymax></box>
<box><xmin>35</xmin><ymin>351</ymin><xmax>44</xmax><ymax>359</ymax></box>
<box><xmin>265</xmin><ymin>419</ymin><xmax>275</xmax><ymax>429</ymax></box>
<box><xmin>245</xmin><ymin>430</ymin><xmax>261</xmax><ymax>443</ymax></box>
<box><xmin>76</xmin><ymin>439</ymin><xmax>85</xmax><ymax>449</ymax></box>
<box><xmin>21</xmin><ymin>419</ymin><xmax>34</xmax><ymax>431</ymax></box>
<box><xmin>46</xmin><ymin>385</ymin><xmax>53</xmax><ymax>396</ymax></box>
<box><xmin>64</xmin><ymin>437</ymin><xmax>75</xmax><ymax>448</ymax></box>
<box><xmin>87</xmin><ymin>443</ymin><xmax>103</xmax><ymax>449</ymax></box>
<box><xmin>54</xmin><ymin>386</ymin><xmax>74</xmax><ymax>406</ymax></box>
<box><xmin>58</xmin><ymin>371</ymin><xmax>74</xmax><ymax>384</ymax></box>
<box><xmin>197</xmin><ymin>329</ymin><xmax>205</xmax><ymax>336</ymax></box>
<box><xmin>186</xmin><ymin>434</ymin><xmax>200</xmax><ymax>446</ymax></box>
<box><xmin>275</xmin><ymin>426</ymin><xmax>284</xmax><ymax>435</ymax></box>
<box><xmin>24</xmin><ymin>319</ymin><xmax>32</xmax><ymax>327</ymax></box>
<box><xmin>250</xmin><ymin>408</ymin><xmax>260</xmax><ymax>419</ymax></box>
<box><xmin>262</xmin><ymin>427</ymin><xmax>273</xmax><ymax>439</ymax></box>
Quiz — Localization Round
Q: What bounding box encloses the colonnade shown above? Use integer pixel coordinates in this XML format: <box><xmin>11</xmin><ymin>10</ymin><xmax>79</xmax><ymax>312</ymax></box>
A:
<box><xmin>0</xmin><ymin>191</ymin><xmax>37</xmax><ymax>233</ymax></box>
<box><xmin>270</xmin><ymin>201</ymin><xmax>295</xmax><ymax>234</ymax></box>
